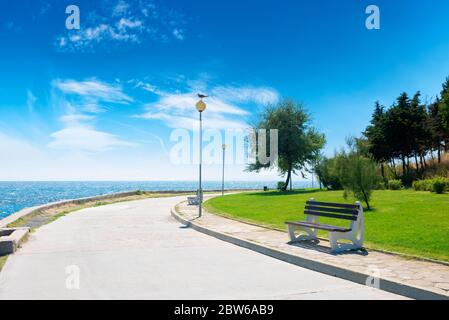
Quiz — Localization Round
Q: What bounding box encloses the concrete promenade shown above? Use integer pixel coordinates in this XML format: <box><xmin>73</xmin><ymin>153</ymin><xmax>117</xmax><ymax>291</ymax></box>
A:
<box><xmin>0</xmin><ymin>195</ymin><xmax>404</xmax><ymax>299</ymax></box>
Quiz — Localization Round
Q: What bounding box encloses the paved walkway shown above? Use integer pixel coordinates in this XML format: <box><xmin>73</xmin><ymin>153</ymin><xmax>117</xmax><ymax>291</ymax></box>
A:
<box><xmin>176</xmin><ymin>197</ymin><xmax>449</xmax><ymax>299</ymax></box>
<box><xmin>0</xmin><ymin>196</ymin><xmax>402</xmax><ymax>299</ymax></box>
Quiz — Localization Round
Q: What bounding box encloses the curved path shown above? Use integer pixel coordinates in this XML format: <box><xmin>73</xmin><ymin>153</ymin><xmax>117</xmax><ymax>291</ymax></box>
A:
<box><xmin>0</xmin><ymin>196</ymin><xmax>405</xmax><ymax>299</ymax></box>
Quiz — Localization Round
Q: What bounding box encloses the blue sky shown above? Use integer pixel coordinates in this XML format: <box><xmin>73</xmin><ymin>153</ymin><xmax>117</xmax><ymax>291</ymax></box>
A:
<box><xmin>1</xmin><ymin>0</ymin><xmax>449</xmax><ymax>181</ymax></box>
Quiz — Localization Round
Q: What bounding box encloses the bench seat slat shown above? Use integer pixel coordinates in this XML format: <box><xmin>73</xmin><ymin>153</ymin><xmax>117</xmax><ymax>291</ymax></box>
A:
<box><xmin>286</xmin><ymin>221</ymin><xmax>352</xmax><ymax>232</ymax></box>
<box><xmin>304</xmin><ymin>210</ymin><xmax>358</xmax><ymax>221</ymax></box>
<box><xmin>306</xmin><ymin>200</ymin><xmax>359</xmax><ymax>209</ymax></box>
<box><xmin>305</xmin><ymin>205</ymin><xmax>358</xmax><ymax>215</ymax></box>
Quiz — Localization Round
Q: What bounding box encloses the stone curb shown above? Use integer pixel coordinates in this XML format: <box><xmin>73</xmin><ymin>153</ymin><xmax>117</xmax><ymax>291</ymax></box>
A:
<box><xmin>171</xmin><ymin>203</ymin><xmax>448</xmax><ymax>300</ymax></box>
<box><xmin>0</xmin><ymin>228</ymin><xmax>30</xmax><ymax>255</ymax></box>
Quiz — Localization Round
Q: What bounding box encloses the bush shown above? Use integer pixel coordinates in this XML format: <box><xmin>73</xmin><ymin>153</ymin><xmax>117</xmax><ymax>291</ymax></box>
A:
<box><xmin>277</xmin><ymin>181</ymin><xmax>286</xmax><ymax>191</ymax></box>
<box><xmin>432</xmin><ymin>177</ymin><xmax>448</xmax><ymax>194</ymax></box>
<box><xmin>388</xmin><ymin>179</ymin><xmax>403</xmax><ymax>190</ymax></box>
<box><xmin>412</xmin><ymin>180</ymin><xmax>432</xmax><ymax>192</ymax></box>
<box><xmin>375</xmin><ymin>181</ymin><xmax>387</xmax><ymax>190</ymax></box>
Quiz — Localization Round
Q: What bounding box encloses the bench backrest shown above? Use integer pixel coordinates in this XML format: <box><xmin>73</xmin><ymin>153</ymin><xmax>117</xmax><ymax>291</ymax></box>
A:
<box><xmin>304</xmin><ymin>200</ymin><xmax>360</xmax><ymax>221</ymax></box>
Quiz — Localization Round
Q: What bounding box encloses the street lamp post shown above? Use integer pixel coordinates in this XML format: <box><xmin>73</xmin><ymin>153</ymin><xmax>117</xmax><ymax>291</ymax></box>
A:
<box><xmin>222</xmin><ymin>144</ymin><xmax>226</xmax><ymax>196</ymax></box>
<box><xmin>196</xmin><ymin>98</ymin><xmax>207</xmax><ymax>218</ymax></box>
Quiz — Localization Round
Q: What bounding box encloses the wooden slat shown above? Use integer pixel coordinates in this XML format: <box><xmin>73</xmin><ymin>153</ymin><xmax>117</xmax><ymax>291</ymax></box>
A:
<box><xmin>285</xmin><ymin>221</ymin><xmax>352</xmax><ymax>232</ymax></box>
<box><xmin>305</xmin><ymin>205</ymin><xmax>358</xmax><ymax>215</ymax></box>
<box><xmin>304</xmin><ymin>210</ymin><xmax>357</xmax><ymax>221</ymax></box>
<box><xmin>306</xmin><ymin>200</ymin><xmax>359</xmax><ymax>209</ymax></box>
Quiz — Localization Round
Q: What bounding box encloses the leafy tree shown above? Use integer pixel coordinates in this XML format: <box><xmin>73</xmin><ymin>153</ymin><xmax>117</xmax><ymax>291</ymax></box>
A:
<box><xmin>337</xmin><ymin>140</ymin><xmax>378</xmax><ymax>210</ymax></box>
<box><xmin>314</xmin><ymin>156</ymin><xmax>342</xmax><ymax>190</ymax></box>
<box><xmin>428</xmin><ymin>98</ymin><xmax>446</xmax><ymax>162</ymax></box>
<box><xmin>247</xmin><ymin>99</ymin><xmax>325</xmax><ymax>191</ymax></box>
<box><xmin>438</xmin><ymin>77</ymin><xmax>449</xmax><ymax>151</ymax></box>
<box><xmin>364</xmin><ymin>102</ymin><xmax>391</xmax><ymax>180</ymax></box>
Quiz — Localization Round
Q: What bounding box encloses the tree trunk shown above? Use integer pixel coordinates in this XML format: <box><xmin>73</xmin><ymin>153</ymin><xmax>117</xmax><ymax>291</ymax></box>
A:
<box><xmin>390</xmin><ymin>159</ymin><xmax>398</xmax><ymax>178</ymax></box>
<box><xmin>438</xmin><ymin>148</ymin><xmax>441</xmax><ymax>163</ymax></box>
<box><xmin>283</xmin><ymin>167</ymin><xmax>291</xmax><ymax>192</ymax></box>
<box><xmin>401</xmin><ymin>156</ymin><xmax>406</xmax><ymax>176</ymax></box>
<box><xmin>414</xmin><ymin>155</ymin><xmax>419</xmax><ymax>172</ymax></box>
<box><xmin>361</xmin><ymin>187</ymin><xmax>371</xmax><ymax>211</ymax></box>
<box><xmin>380</xmin><ymin>163</ymin><xmax>385</xmax><ymax>181</ymax></box>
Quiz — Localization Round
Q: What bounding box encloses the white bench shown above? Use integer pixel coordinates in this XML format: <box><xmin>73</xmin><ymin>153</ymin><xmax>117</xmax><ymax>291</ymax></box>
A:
<box><xmin>285</xmin><ymin>199</ymin><xmax>364</xmax><ymax>253</ymax></box>
<box><xmin>187</xmin><ymin>190</ymin><xmax>201</xmax><ymax>206</ymax></box>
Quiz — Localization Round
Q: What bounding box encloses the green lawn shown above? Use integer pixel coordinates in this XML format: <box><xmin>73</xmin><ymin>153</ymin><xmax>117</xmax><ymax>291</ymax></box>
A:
<box><xmin>204</xmin><ymin>189</ymin><xmax>449</xmax><ymax>262</ymax></box>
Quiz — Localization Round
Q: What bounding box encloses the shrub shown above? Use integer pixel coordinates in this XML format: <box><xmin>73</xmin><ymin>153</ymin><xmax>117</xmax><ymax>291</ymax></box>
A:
<box><xmin>388</xmin><ymin>179</ymin><xmax>403</xmax><ymax>190</ymax></box>
<box><xmin>432</xmin><ymin>177</ymin><xmax>448</xmax><ymax>194</ymax></box>
<box><xmin>412</xmin><ymin>180</ymin><xmax>432</xmax><ymax>192</ymax></box>
<box><xmin>277</xmin><ymin>181</ymin><xmax>286</xmax><ymax>191</ymax></box>
<box><xmin>375</xmin><ymin>181</ymin><xmax>386</xmax><ymax>190</ymax></box>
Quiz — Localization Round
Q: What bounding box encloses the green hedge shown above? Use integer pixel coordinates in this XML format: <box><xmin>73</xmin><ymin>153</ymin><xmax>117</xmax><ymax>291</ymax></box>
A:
<box><xmin>413</xmin><ymin>177</ymin><xmax>449</xmax><ymax>194</ymax></box>
<box><xmin>387</xmin><ymin>179</ymin><xmax>403</xmax><ymax>190</ymax></box>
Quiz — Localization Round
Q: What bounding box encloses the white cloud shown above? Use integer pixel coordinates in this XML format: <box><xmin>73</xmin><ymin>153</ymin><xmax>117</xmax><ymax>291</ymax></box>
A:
<box><xmin>49</xmin><ymin>78</ymin><xmax>137</xmax><ymax>153</ymax></box>
<box><xmin>146</xmin><ymin>93</ymin><xmax>249</xmax><ymax>116</ymax></box>
<box><xmin>211</xmin><ymin>86</ymin><xmax>279</xmax><ymax>105</ymax></box>
<box><xmin>48</xmin><ymin>124</ymin><xmax>137</xmax><ymax>152</ymax></box>
<box><xmin>139</xmin><ymin>111</ymin><xmax>248</xmax><ymax>130</ymax></box>
<box><xmin>26</xmin><ymin>90</ymin><xmax>37</xmax><ymax>112</ymax></box>
<box><xmin>53</xmin><ymin>79</ymin><xmax>133</xmax><ymax>104</ymax></box>
<box><xmin>134</xmin><ymin>79</ymin><xmax>279</xmax><ymax>130</ymax></box>
<box><xmin>173</xmin><ymin>28</ymin><xmax>184</xmax><ymax>40</ymax></box>
<box><xmin>56</xmin><ymin>0</ymin><xmax>186</xmax><ymax>51</ymax></box>
<box><xmin>113</xmin><ymin>0</ymin><xmax>130</xmax><ymax>16</ymax></box>
<box><xmin>59</xmin><ymin>114</ymin><xmax>95</xmax><ymax>126</ymax></box>
<box><xmin>117</xmin><ymin>18</ymin><xmax>143</xmax><ymax>31</ymax></box>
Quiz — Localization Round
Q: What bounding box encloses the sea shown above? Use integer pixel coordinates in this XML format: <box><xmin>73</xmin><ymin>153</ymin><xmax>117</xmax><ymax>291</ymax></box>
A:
<box><xmin>0</xmin><ymin>181</ymin><xmax>312</xmax><ymax>219</ymax></box>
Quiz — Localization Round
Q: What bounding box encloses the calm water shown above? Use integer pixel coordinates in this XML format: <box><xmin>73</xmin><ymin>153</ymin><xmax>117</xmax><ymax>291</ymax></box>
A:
<box><xmin>0</xmin><ymin>181</ymin><xmax>311</xmax><ymax>219</ymax></box>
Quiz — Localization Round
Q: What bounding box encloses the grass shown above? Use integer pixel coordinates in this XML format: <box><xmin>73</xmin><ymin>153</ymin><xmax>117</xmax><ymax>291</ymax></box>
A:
<box><xmin>0</xmin><ymin>255</ymin><xmax>7</xmax><ymax>272</ymax></box>
<box><xmin>205</xmin><ymin>189</ymin><xmax>449</xmax><ymax>262</ymax></box>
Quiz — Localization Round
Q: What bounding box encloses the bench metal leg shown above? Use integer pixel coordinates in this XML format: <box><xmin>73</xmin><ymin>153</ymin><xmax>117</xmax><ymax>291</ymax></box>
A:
<box><xmin>288</xmin><ymin>224</ymin><xmax>318</xmax><ymax>242</ymax></box>
<box><xmin>329</xmin><ymin>231</ymin><xmax>363</xmax><ymax>253</ymax></box>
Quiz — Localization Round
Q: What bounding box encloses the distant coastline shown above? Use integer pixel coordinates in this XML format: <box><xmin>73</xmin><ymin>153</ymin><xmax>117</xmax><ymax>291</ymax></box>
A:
<box><xmin>0</xmin><ymin>181</ymin><xmax>312</xmax><ymax>219</ymax></box>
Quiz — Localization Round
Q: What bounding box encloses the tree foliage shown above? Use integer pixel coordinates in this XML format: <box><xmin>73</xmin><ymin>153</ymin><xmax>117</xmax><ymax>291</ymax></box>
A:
<box><xmin>363</xmin><ymin>77</ymin><xmax>449</xmax><ymax>185</ymax></box>
<box><xmin>247</xmin><ymin>99</ymin><xmax>325</xmax><ymax>191</ymax></box>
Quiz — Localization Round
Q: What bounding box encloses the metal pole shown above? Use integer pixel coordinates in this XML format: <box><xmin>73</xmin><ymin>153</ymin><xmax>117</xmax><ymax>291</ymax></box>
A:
<box><xmin>222</xmin><ymin>145</ymin><xmax>226</xmax><ymax>196</ymax></box>
<box><xmin>199</xmin><ymin>111</ymin><xmax>203</xmax><ymax>218</ymax></box>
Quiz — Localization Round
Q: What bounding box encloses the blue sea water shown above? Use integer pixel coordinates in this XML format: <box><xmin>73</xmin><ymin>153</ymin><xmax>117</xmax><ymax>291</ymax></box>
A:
<box><xmin>0</xmin><ymin>181</ymin><xmax>311</xmax><ymax>219</ymax></box>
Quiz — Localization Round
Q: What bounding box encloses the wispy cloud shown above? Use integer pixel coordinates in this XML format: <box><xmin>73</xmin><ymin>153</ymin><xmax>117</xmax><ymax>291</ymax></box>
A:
<box><xmin>26</xmin><ymin>90</ymin><xmax>37</xmax><ymax>112</ymax></box>
<box><xmin>48</xmin><ymin>124</ymin><xmax>137</xmax><ymax>152</ymax></box>
<box><xmin>56</xmin><ymin>0</ymin><xmax>186</xmax><ymax>52</ymax></box>
<box><xmin>53</xmin><ymin>79</ymin><xmax>133</xmax><ymax>105</ymax></box>
<box><xmin>134</xmin><ymin>78</ymin><xmax>279</xmax><ymax>130</ymax></box>
<box><xmin>49</xmin><ymin>78</ymin><xmax>137</xmax><ymax>152</ymax></box>
<box><xmin>211</xmin><ymin>86</ymin><xmax>279</xmax><ymax>105</ymax></box>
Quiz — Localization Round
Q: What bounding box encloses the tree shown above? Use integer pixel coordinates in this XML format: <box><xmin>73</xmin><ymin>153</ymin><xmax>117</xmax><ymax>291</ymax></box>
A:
<box><xmin>438</xmin><ymin>77</ymin><xmax>449</xmax><ymax>151</ymax></box>
<box><xmin>314</xmin><ymin>156</ymin><xmax>342</xmax><ymax>190</ymax></box>
<box><xmin>428</xmin><ymin>98</ymin><xmax>445</xmax><ymax>162</ymax></box>
<box><xmin>337</xmin><ymin>140</ymin><xmax>378</xmax><ymax>210</ymax></box>
<box><xmin>364</xmin><ymin>102</ymin><xmax>391</xmax><ymax>180</ymax></box>
<box><xmin>247</xmin><ymin>99</ymin><xmax>325</xmax><ymax>191</ymax></box>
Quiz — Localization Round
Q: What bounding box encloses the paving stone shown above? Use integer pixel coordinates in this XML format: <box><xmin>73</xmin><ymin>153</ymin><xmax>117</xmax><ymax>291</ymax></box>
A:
<box><xmin>177</xmin><ymin>198</ymin><xmax>449</xmax><ymax>298</ymax></box>
<box><xmin>435</xmin><ymin>283</ymin><xmax>449</xmax><ymax>291</ymax></box>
